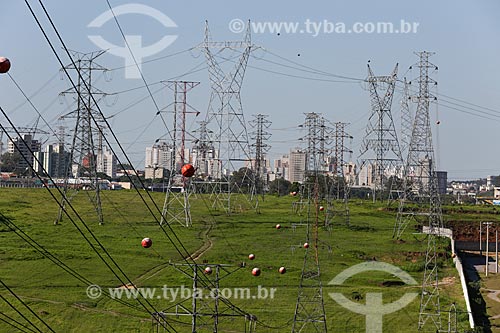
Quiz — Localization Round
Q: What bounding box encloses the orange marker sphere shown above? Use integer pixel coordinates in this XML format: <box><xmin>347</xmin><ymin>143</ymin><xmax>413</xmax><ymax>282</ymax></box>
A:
<box><xmin>252</xmin><ymin>267</ymin><xmax>261</xmax><ymax>276</ymax></box>
<box><xmin>141</xmin><ymin>237</ymin><xmax>152</xmax><ymax>248</ymax></box>
<box><xmin>0</xmin><ymin>57</ymin><xmax>11</xmax><ymax>74</ymax></box>
<box><xmin>181</xmin><ymin>164</ymin><xmax>195</xmax><ymax>177</ymax></box>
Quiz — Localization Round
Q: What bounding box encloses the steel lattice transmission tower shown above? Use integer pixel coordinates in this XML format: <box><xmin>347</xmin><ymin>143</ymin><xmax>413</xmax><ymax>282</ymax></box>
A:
<box><xmin>292</xmin><ymin>113</ymin><xmax>328</xmax><ymax>333</ymax></box>
<box><xmin>158</xmin><ymin>263</ymin><xmax>257</xmax><ymax>333</ymax></box>
<box><xmin>55</xmin><ymin>50</ymin><xmax>109</xmax><ymax>225</ymax></box>
<box><xmin>160</xmin><ymin>81</ymin><xmax>200</xmax><ymax>227</ymax></box>
<box><xmin>326</xmin><ymin>122</ymin><xmax>352</xmax><ymax>226</ymax></box>
<box><xmin>399</xmin><ymin>78</ymin><xmax>414</xmax><ymax>160</ymax></box>
<box><xmin>301</xmin><ymin>112</ymin><xmax>330</xmax><ymax>175</ymax></box>
<box><xmin>392</xmin><ymin>51</ymin><xmax>442</xmax><ymax>331</ymax></box>
<box><xmin>192</xmin><ymin>120</ymin><xmax>214</xmax><ymax>181</ymax></box>
<box><xmin>199</xmin><ymin>21</ymin><xmax>256</xmax><ymax>213</ymax></box>
<box><xmin>249</xmin><ymin>114</ymin><xmax>272</xmax><ymax>199</ymax></box>
<box><xmin>358</xmin><ymin>63</ymin><xmax>403</xmax><ymax>201</ymax></box>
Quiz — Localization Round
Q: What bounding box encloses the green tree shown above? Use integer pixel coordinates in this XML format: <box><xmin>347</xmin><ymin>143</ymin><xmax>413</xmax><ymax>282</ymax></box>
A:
<box><xmin>0</xmin><ymin>152</ymin><xmax>21</xmax><ymax>172</ymax></box>
<box><xmin>268</xmin><ymin>178</ymin><xmax>292</xmax><ymax>196</ymax></box>
<box><xmin>230</xmin><ymin>167</ymin><xmax>254</xmax><ymax>193</ymax></box>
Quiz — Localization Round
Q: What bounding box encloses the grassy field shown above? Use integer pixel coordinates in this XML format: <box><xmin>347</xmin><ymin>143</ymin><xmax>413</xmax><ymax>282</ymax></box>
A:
<box><xmin>0</xmin><ymin>188</ymin><xmax>477</xmax><ymax>332</ymax></box>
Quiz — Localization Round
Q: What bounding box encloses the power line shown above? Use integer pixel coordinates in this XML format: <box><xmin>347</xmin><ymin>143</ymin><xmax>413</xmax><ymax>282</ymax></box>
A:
<box><xmin>262</xmin><ymin>48</ymin><xmax>365</xmax><ymax>81</ymax></box>
<box><xmin>0</xmin><ymin>311</ymin><xmax>37</xmax><ymax>333</ymax></box>
<box><xmin>0</xmin><ymin>212</ymin><xmax>148</xmax><ymax>315</ymax></box>
<box><xmin>0</xmin><ymin>107</ymin><xmax>174</xmax><ymax>331</ymax></box>
<box><xmin>0</xmin><ymin>277</ymin><xmax>55</xmax><ymax>333</ymax></box>
<box><xmin>24</xmin><ymin>3</ymin><xmax>256</xmax><ymax>327</ymax></box>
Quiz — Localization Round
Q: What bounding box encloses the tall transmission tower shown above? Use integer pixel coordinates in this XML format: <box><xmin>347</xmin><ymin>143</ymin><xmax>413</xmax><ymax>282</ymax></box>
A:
<box><xmin>249</xmin><ymin>114</ymin><xmax>272</xmax><ymax>200</ymax></box>
<box><xmin>199</xmin><ymin>20</ymin><xmax>256</xmax><ymax>213</ymax></box>
<box><xmin>292</xmin><ymin>113</ymin><xmax>328</xmax><ymax>333</ymax></box>
<box><xmin>358</xmin><ymin>63</ymin><xmax>403</xmax><ymax>201</ymax></box>
<box><xmin>160</xmin><ymin>81</ymin><xmax>200</xmax><ymax>227</ymax></box>
<box><xmin>326</xmin><ymin>122</ymin><xmax>352</xmax><ymax>226</ymax></box>
<box><xmin>393</xmin><ymin>51</ymin><xmax>442</xmax><ymax>331</ymax></box>
<box><xmin>55</xmin><ymin>50</ymin><xmax>109</xmax><ymax>225</ymax></box>
<box><xmin>303</xmin><ymin>113</ymin><xmax>327</xmax><ymax>174</ymax></box>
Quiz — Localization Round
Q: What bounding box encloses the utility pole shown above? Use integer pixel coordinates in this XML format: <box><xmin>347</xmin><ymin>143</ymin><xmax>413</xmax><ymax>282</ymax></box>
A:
<box><xmin>249</xmin><ymin>114</ymin><xmax>272</xmax><ymax>201</ymax></box>
<box><xmin>485</xmin><ymin>222</ymin><xmax>492</xmax><ymax>276</ymax></box>
<box><xmin>359</xmin><ymin>63</ymin><xmax>403</xmax><ymax>201</ymax></box>
<box><xmin>55</xmin><ymin>50</ymin><xmax>110</xmax><ymax>225</ymax></box>
<box><xmin>496</xmin><ymin>228</ymin><xmax>498</xmax><ymax>274</ymax></box>
<box><xmin>160</xmin><ymin>81</ymin><xmax>200</xmax><ymax>227</ymax></box>
<box><xmin>199</xmin><ymin>21</ymin><xmax>257</xmax><ymax>213</ymax></box>
<box><xmin>480</xmin><ymin>221</ymin><xmax>483</xmax><ymax>256</ymax></box>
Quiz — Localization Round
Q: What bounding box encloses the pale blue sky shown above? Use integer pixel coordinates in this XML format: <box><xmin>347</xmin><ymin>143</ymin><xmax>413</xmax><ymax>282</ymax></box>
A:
<box><xmin>1</xmin><ymin>0</ymin><xmax>499</xmax><ymax>180</ymax></box>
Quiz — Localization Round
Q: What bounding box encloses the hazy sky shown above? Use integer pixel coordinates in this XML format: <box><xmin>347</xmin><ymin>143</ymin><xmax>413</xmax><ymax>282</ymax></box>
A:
<box><xmin>1</xmin><ymin>0</ymin><xmax>499</xmax><ymax>180</ymax></box>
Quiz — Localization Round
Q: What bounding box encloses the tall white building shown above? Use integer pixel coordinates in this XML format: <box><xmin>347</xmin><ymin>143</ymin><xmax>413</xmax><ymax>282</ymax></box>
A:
<box><xmin>145</xmin><ymin>142</ymin><xmax>174</xmax><ymax>169</ymax></box>
<box><xmin>358</xmin><ymin>163</ymin><xmax>374</xmax><ymax>187</ymax></box>
<box><xmin>33</xmin><ymin>143</ymin><xmax>70</xmax><ymax>177</ymax></box>
<box><xmin>273</xmin><ymin>154</ymin><xmax>289</xmax><ymax>180</ymax></box>
<box><xmin>288</xmin><ymin>148</ymin><xmax>306</xmax><ymax>183</ymax></box>
<box><xmin>97</xmin><ymin>146</ymin><xmax>117</xmax><ymax>178</ymax></box>
<box><xmin>191</xmin><ymin>146</ymin><xmax>221</xmax><ymax>179</ymax></box>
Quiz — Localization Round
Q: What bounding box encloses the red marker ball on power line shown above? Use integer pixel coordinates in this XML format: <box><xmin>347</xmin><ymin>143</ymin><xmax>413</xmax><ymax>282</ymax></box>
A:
<box><xmin>181</xmin><ymin>164</ymin><xmax>195</xmax><ymax>177</ymax></box>
<box><xmin>141</xmin><ymin>237</ymin><xmax>152</xmax><ymax>248</ymax></box>
<box><xmin>0</xmin><ymin>57</ymin><xmax>11</xmax><ymax>74</ymax></box>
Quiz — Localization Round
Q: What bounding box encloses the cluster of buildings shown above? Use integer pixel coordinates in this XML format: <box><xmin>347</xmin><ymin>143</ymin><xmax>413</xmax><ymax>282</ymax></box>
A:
<box><xmin>448</xmin><ymin>176</ymin><xmax>500</xmax><ymax>201</ymax></box>
<box><xmin>143</xmin><ymin>143</ymin><xmax>442</xmax><ymax>193</ymax></box>
<box><xmin>0</xmin><ymin>135</ymin><xmax>461</xmax><ymax>198</ymax></box>
<box><xmin>1</xmin><ymin>134</ymin><xmax>118</xmax><ymax>179</ymax></box>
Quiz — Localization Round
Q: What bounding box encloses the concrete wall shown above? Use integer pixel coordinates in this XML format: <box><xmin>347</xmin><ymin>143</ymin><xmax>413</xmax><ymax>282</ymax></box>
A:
<box><xmin>454</xmin><ymin>249</ymin><xmax>476</xmax><ymax>329</ymax></box>
<box><xmin>422</xmin><ymin>226</ymin><xmax>475</xmax><ymax>329</ymax></box>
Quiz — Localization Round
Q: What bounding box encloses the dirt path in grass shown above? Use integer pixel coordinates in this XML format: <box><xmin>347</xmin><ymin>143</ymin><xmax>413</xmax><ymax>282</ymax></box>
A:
<box><xmin>187</xmin><ymin>218</ymin><xmax>214</xmax><ymax>261</ymax></box>
<box><xmin>119</xmin><ymin>218</ymin><xmax>215</xmax><ymax>289</ymax></box>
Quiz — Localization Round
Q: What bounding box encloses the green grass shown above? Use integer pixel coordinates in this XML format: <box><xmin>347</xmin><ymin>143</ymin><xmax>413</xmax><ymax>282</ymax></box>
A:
<box><xmin>0</xmin><ymin>188</ymin><xmax>479</xmax><ymax>332</ymax></box>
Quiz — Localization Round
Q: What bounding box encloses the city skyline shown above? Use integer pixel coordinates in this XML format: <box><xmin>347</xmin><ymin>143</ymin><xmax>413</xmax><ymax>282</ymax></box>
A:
<box><xmin>1</xmin><ymin>1</ymin><xmax>499</xmax><ymax>181</ymax></box>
